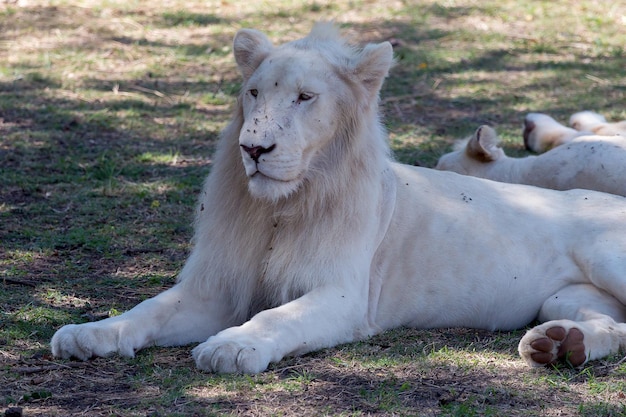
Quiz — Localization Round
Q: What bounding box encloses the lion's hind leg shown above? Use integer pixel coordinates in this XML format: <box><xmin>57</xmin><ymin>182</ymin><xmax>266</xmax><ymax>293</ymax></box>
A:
<box><xmin>518</xmin><ymin>284</ymin><xmax>626</xmax><ymax>368</ymax></box>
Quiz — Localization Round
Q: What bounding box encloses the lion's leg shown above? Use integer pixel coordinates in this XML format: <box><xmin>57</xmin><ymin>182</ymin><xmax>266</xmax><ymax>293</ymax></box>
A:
<box><xmin>51</xmin><ymin>282</ymin><xmax>233</xmax><ymax>360</ymax></box>
<box><xmin>518</xmin><ymin>284</ymin><xmax>626</xmax><ymax>367</ymax></box>
<box><xmin>192</xmin><ymin>284</ymin><xmax>371</xmax><ymax>374</ymax></box>
<box><xmin>580</xmin><ymin>250</ymin><xmax>626</xmax><ymax>306</ymax></box>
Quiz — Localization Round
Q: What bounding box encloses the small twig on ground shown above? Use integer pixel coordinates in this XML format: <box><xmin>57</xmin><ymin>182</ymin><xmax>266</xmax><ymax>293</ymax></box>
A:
<box><xmin>614</xmin><ymin>355</ymin><xmax>626</xmax><ymax>367</ymax></box>
<box><xmin>2</xmin><ymin>278</ymin><xmax>36</xmax><ymax>287</ymax></box>
<box><xmin>14</xmin><ymin>362</ymin><xmax>88</xmax><ymax>374</ymax></box>
<box><xmin>129</xmin><ymin>84</ymin><xmax>176</xmax><ymax>104</ymax></box>
<box><xmin>585</xmin><ymin>74</ymin><xmax>610</xmax><ymax>85</ymax></box>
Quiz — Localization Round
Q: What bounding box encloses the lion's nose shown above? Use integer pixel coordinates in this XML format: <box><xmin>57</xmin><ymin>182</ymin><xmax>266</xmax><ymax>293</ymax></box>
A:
<box><xmin>241</xmin><ymin>144</ymin><xmax>276</xmax><ymax>163</ymax></box>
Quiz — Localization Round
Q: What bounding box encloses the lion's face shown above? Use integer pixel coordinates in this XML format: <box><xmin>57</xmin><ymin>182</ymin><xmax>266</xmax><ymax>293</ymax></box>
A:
<box><xmin>232</xmin><ymin>25</ymin><xmax>392</xmax><ymax>201</ymax></box>
<box><xmin>238</xmin><ymin>49</ymin><xmax>341</xmax><ymax>200</ymax></box>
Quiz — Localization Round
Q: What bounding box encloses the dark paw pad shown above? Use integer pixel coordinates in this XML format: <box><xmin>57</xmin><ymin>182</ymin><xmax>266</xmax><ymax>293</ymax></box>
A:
<box><xmin>530</xmin><ymin>336</ymin><xmax>556</xmax><ymax>365</ymax></box>
<box><xmin>557</xmin><ymin>327</ymin><xmax>585</xmax><ymax>367</ymax></box>
<box><xmin>529</xmin><ymin>326</ymin><xmax>586</xmax><ymax>367</ymax></box>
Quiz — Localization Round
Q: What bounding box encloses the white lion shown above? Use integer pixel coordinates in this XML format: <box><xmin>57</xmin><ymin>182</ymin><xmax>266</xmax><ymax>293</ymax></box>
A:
<box><xmin>523</xmin><ymin>111</ymin><xmax>626</xmax><ymax>153</ymax></box>
<box><xmin>51</xmin><ymin>23</ymin><xmax>626</xmax><ymax>374</ymax></box>
<box><xmin>435</xmin><ymin>125</ymin><xmax>626</xmax><ymax>196</ymax></box>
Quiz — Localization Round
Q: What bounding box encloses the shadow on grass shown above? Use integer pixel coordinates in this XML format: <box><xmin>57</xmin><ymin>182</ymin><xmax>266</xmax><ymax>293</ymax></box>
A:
<box><xmin>54</xmin><ymin>328</ymin><xmax>612</xmax><ymax>416</ymax></box>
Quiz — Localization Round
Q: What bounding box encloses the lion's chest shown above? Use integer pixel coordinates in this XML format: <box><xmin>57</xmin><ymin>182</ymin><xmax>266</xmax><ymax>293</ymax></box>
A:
<box><xmin>245</xmin><ymin>219</ymin><xmax>323</xmax><ymax>310</ymax></box>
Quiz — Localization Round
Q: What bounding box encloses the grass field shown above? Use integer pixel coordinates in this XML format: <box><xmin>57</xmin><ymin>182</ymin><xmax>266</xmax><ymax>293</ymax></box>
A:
<box><xmin>1</xmin><ymin>0</ymin><xmax>626</xmax><ymax>416</ymax></box>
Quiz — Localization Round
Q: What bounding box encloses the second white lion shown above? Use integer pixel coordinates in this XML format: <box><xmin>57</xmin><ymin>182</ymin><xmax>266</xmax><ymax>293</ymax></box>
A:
<box><xmin>436</xmin><ymin>124</ymin><xmax>626</xmax><ymax>197</ymax></box>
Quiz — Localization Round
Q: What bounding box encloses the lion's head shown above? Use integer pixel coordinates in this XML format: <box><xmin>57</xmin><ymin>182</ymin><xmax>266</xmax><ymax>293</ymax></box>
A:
<box><xmin>232</xmin><ymin>23</ymin><xmax>393</xmax><ymax>201</ymax></box>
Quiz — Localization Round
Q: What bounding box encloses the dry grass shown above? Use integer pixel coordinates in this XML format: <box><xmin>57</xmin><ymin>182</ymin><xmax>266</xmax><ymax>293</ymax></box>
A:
<box><xmin>2</xmin><ymin>0</ymin><xmax>626</xmax><ymax>416</ymax></box>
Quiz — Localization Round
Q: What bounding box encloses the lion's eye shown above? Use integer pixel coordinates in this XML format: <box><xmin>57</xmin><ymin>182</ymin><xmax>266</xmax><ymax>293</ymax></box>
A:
<box><xmin>298</xmin><ymin>92</ymin><xmax>313</xmax><ymax>101</ymax></box>
<box><xmin>249</xmin><ymin>89</ymin><xmax>258</xmax><ymax>98</ymax></box>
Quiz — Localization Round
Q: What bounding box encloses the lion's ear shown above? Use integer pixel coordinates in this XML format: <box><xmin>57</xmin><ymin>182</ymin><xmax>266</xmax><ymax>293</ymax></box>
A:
<box><xmin>353</xmin><ymin>42</ymin><xmax>394</xmax><ymax>97</ymax></box>
<box><xmin>233</xmin><ymin>29</ymin><xmax>274</xmax><ymax>80</ymax></box>
<box><xmin>466</xmin><ymin>125</ymin><xmax>500</xmax><ymax>162</ymax></box>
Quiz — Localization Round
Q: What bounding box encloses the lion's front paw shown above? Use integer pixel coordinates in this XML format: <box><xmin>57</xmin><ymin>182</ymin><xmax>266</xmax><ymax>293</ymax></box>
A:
<box><xmin>51</xmin><ymin>324</ymin><xmax>95</xmax><ymax>360</ymax></box>
<box><xmin>51</xmin><ymin>323</ymin><xmax>134</xmax><ymax>360</ymax></box>
<box><xmin>192</xmin><ymin>336</ymin><xmax>272</xmax><ymax>374</ymax></box>
<box><xmin>519</xmin><ymin>325</ymin><xmax>586</xmax><ymax>367</ymax></box>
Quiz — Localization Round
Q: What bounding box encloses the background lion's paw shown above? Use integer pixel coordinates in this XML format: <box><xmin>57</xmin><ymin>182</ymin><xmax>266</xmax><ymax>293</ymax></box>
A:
<box><xmin>192</xmin><ymin>337</ymin><xmax>271</xmax><ymax>374</ymax></box>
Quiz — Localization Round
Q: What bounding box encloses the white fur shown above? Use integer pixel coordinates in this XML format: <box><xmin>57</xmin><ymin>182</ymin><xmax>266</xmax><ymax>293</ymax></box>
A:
<box><xmin>570</xmin><ymin>111</ymin><xmax>626</xmax><ymax>136</ymax></box>
<box><xmin>435</xmin><ymin>125</ymin><xmax>626</xmax><ymax>197</ymax></box>
<box><xmin>51</xmin><ymin>24</ymin><xmax>626</xmax><ymax>373</ymax></box>
<box><xmin>523</xmin><ymin>111</ymin><xmax>626</xmax><ymax>153</ymax></box>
